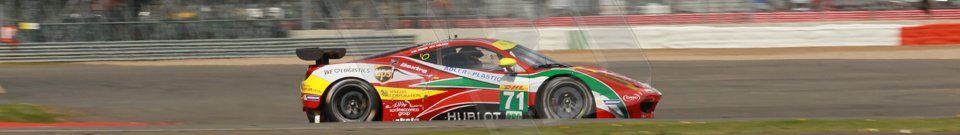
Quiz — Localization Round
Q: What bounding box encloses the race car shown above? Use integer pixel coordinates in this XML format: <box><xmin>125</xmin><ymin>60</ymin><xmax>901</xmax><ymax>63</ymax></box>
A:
<box><xmin>297</xmin><ymin>38</ymin><xmax>661</xmax><ymax>122</ymax></box>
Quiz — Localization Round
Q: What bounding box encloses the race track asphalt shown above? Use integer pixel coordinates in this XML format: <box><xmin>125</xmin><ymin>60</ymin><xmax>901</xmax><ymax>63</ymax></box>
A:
<box><xmin>0</xmin><ymin>59</ymin><xmax>959</xmax><ymax>133</ymax></box>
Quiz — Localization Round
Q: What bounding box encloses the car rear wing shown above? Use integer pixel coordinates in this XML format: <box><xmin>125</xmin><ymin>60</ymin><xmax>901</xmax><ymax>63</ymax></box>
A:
<box><xmin>296</xmin><ymin>48</ymin><xmax>346</xmax><ymax>65</ymax></box>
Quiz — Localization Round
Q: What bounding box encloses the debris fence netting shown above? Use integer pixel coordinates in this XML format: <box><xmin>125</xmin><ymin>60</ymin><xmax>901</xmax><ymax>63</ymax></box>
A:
<box><xmin>1</xmin><ymin>0</ymin><xmax>959</xmax><ymax>43</ymax></box>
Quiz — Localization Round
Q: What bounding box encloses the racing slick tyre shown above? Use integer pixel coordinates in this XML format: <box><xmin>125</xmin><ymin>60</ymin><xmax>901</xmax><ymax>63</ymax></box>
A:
<box><xmin>534</xmin><ymin>77</ymin><xmax>596</xmax><ymax>119</ymax></box>
<box><xmin>323</xmin><ymin>79</ymin><xmax>381</xmax><ymax>122</ymax></box>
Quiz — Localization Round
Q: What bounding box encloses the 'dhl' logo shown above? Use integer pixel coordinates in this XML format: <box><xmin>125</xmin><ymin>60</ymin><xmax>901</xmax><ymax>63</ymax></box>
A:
<box><xmin>375</xmin><ymin>65</ymin><xmax>394</xmax><ymax>82</ymax></box>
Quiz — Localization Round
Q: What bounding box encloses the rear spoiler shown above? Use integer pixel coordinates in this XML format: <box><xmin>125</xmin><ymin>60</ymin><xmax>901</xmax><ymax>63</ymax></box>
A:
<box><xmin>296</xmin><ymin>48</ymin><xmax>346</xmax><ymax>65</ymax></box>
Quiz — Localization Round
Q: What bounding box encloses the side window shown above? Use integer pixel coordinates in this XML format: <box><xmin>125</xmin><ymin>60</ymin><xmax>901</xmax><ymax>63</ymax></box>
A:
<box><xmin>409</xmin><ymin>45</ymin><xmax>524</xmax><ymax>73</ymax></box>
<box><xmin>409</xmin><ymin>49</ymin><xmax>442</xmax><ymax>65</ymax></box>
<box><xmin>439</xmin><ymin>46</ymin><xmax>503</xmax><ymax>71</ymax></box>
<box><xmin>475</xmin><ymin>48</ymin><xmax>505</xmax><ymax>71</ymax></box>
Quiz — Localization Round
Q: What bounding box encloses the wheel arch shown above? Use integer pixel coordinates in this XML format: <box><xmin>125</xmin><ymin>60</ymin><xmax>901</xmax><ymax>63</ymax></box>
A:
<box><xmin>533</xmin><ymin>73</ymin><xmax>597</xmax><ymax>118</ymax></box>
<box><xmin>321</xmin><ymin>76</ymin><xmax>384</xmax><ymax>121</ymax></box>
<box><xmin>321</xmin><ymin>77</ymin><xmax>375</xmax><ymax>100</ymax></box>
<box><xmin>535</xmin><ymin>74</ymin><xmax>594</xmax><ymax>101</ymax></box>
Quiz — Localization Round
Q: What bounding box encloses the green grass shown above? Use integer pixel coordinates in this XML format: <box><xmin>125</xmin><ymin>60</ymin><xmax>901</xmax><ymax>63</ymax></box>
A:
<box><xmin>0</xmin><ymin>103</ymin><xmax>66</xmax><ymax>123</ymax></box>
<box><xmin>412</xmin><ymin>118</ymin><xmax>960</xmax><ymax>135</ymax></box>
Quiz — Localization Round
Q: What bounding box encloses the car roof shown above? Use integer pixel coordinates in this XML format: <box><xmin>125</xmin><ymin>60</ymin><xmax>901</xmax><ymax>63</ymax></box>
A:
<box><xmin>358</xmin><ymin>38</ymin><xmax>502</xmax><ymax>60</ymax></box>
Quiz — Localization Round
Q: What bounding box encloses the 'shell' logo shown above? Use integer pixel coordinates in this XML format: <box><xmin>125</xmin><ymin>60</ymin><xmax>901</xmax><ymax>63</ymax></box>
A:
<box><xmin>375</xmin><ymin>65</ymin><xmax>394</xmax><ymax>82</ymax></box>
<box><xmin>622</xmin><ymin>94</ymin><xmax>642</xmax><ymax>102</ymax></box>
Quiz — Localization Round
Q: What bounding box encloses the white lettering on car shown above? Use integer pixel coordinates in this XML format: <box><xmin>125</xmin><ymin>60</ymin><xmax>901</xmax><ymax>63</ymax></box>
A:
<box><xmin>399</xmin><ymin>63</ymin><xmax>428</xmax><ymax>74</ymax></box>
<box><xmin>443</xmin><ymin>66</ymin><xmax>501</xmax><ymax>81</ymax></box>
<box><xmin>445</xmin><ymin>112</ymin><xmax>502</xmax><ymax>121</ymax></box>
<box><xmin>323</xmin><ymin>68</ymin><xmax>371</xmax><ymax>75</ymax></box>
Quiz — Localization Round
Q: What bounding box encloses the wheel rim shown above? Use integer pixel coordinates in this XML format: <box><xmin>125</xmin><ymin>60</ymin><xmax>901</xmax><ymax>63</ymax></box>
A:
<box><xmin>337</xmin><ymin>90</ymin><xmax>368</xmax><ymax>120</ymax></box>
<box><xmin>548</xmin><ymin>84</ymin><xmax>586</xmax><ymax>118</ymax></box>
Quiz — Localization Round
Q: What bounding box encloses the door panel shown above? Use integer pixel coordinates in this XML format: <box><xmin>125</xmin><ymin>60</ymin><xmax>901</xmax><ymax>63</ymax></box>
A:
<box><xmin>378</xmin><ymin>57</ymin><xmax>432</xmax><ymax>122</ymax></box>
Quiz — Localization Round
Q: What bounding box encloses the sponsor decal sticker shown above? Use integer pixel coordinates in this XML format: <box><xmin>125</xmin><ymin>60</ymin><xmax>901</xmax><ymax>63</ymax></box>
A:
<box><xmin>386</xmin><ymin>101</ymin><xmax>422</xmax><ymax>117</ymax></box>
<box><xmin>442</xmin><ymin>66</ymin><xmax>501</xmax><ymax>81</ymax></box>
<box><xmin>505</xmin><ymin>111</ymin><xmax>523</xmax><ymax>119</ymax></box>
<box><xmin>376</xmin><ymin>87</ymin><xmax>445</xmax><ymax>100</ymax></box>
<box><xmin>499</xmin><ymin>84</ymin><xmax>528</xmax><ymax>91</ymax></box>
<box><xmin>419</xmin><ymin>53</ymin><xmax>431</xmax><ymax>60</ymax></box>
<box><xmin>399</xmin><ymin>62</ymin><xmax>428</xmax><ymax>74</ymax></box>
<box><xmin>604</xmin><ymin>100</ymin><xmax>622</xmax><ymax>105</ymax></box>
<box><xmin>443</xmin><ymin>111</ymin><xmax>503</xmax><ymax>121</ymax></box>
<box><xmin>622</xmin><ymin>94</ymin><xmax>641</xmax><ymax>102</ymax></box>
<box><xmin>301</xmin><ymin>76</ymin><xmax>331</xmax><ymax>95</ymax></box>
<box><xmin>410</xmin><ymin>42</ymin><xmax>448</xmax><ymax>54</ymax></box>
<box><xmin>500</xmin><ymin>90</ymin><xmax>527</xmax><ymax>119</ymax></box>
<box><xmin>394</xmin><ymin>118</ymin><xmax>420</xmax><ymax>122</ymax></box>
<box><xmin>322</xmin><ymin>68</ymin><xmax>371</xmax><ymax>75</ymax></box>
<box><xmin>304</xmin><ymin>95</ymin><xmax>321</xmax><ymax>101</ymax></box>
<box><xmin>374</xmin><ymin>65</ymin><xmax>395</xmax><ymax>82</ymax></box>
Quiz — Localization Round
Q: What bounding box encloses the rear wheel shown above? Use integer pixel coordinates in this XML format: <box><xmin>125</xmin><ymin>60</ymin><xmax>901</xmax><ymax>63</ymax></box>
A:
<box><xmin>535</xmin><ymin>77</ymin><xmax>595</xmax><ymax>119</ymax></box>
<box><xmin>323</xmin><ymin>79</ymin><xmax>380</xmax><ymax>122</ymax></box>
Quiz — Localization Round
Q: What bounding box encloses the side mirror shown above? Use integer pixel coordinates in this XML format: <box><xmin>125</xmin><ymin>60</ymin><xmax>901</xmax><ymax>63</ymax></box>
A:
<box><xmin>499</xmin><ymin>58</ymin><xmax>518</xmax><ymax>76</ymax></box>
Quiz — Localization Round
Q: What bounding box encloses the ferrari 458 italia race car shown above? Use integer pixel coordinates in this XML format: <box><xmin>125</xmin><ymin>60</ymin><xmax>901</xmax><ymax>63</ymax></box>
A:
<box><xmin>297</xmin><ymin>38</ymin><xmax>661</xmax><ymax>122</ymax></box>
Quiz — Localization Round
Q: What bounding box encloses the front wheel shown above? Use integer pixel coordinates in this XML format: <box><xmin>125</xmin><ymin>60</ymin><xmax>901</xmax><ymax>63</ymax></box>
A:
<box><xmin>322</xmin><ymin>79</ymin><xmax>380</xmax><ymax>122</ymax></box>
<box><xmin>534</xmin><ymin>77</ymin><xmax>595</xmax><ymax>119</ymax></box>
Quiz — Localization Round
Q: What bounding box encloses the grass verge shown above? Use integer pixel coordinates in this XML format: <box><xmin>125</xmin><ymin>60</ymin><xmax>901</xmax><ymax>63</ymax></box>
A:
<box><xmin>413</xmin><ymin>118</ymin><xmax>960</xmax><ymax>135</ymax></box>
<box><xmin>0</xmin><ymin>103</ymin><xmax>65</xmax><ymax>123</ymax></box>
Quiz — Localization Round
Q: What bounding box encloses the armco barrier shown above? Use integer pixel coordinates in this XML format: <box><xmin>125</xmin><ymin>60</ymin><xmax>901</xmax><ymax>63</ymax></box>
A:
<box><xmin>0</xmin><ymin>36</ymin><xmax>415</xmax><ymax>62</ymax></box>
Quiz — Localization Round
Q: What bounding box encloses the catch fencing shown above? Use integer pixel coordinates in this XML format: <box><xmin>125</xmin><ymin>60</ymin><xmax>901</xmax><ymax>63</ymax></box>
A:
<box><xmin>332</xmin><ymin>9</ymin><xmax>960</xmax><ymax>29</ymax></box>
<box><xmin>0</xmin><ymin>36</ymin><xmax>414</xmax><ymax>62</ymax></box>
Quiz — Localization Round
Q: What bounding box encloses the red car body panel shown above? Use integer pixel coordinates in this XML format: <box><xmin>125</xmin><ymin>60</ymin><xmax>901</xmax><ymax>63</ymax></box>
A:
<box><xmin>300</xmin><ymin>38</ymin><xmax>661</xmax><ymax>121</ymax></box>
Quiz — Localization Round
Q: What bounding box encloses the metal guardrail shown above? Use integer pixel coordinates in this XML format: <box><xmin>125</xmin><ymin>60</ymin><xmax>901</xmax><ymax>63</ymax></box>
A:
<box><xmin>0</xmin><ymin>36</ymin><xmax>415</xmax><ymax>62</ymax></box>
<box><xmin>21</xmin><ymin>20</ymin><xmax>297</xmax><ymax>43</ymax></box>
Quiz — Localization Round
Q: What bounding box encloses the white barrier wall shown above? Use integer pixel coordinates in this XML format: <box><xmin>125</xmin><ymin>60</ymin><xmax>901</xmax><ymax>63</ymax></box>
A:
<box><xmin>629</xmin><ymin>24</ymin><xmax>906</xmax><ymax>49</ymax></box>
<box><xmin>292</xmin><ymin>24</ymin><xmax>909</xmax><ymax>50</ymax></box>
<box><xmin>490</xmin><ymin>28</ymin><xmax>567</xmax><ymax>50</ymax></box>
<box><xmin>489</xmin><ymin>24</ymin><xmax>906</xmax><ymax>50</ymax></box>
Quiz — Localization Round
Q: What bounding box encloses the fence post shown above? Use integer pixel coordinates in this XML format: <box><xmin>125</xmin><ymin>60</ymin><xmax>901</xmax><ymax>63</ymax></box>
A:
<box><xmin>301</xmin><ymin>0</ymin><xmax>314</xmax><ymax>30</ymax></box>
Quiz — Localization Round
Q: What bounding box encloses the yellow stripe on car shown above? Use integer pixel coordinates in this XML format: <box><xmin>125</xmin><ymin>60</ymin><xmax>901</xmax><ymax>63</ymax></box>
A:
<box><xmin>301</xmin><ymin>75</ymin><xmax>331</xmax><ymax>95</ymax></box>
<box><xmin>375</xmin><ymin>86</ymin><xmax>446</xmax><ymax>100</ymax></box>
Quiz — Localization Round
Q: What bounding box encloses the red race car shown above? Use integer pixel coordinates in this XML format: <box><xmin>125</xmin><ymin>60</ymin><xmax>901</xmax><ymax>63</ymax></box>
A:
<box><xmin>297</xmin><ymin>38</ymin><xmax>661</xmax><ymax>122</ymax></box>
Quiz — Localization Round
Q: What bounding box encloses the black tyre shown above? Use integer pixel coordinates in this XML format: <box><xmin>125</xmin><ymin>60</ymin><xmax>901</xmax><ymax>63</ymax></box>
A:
<box><xmin>534</xmin><ymin>77</ymin><xmax>595</xmax><ymax>119</ymax></box>
<box><xmin>322</xmin><ymin>79</ymin><xmax>380</xmax><ymax>122</ymax></box>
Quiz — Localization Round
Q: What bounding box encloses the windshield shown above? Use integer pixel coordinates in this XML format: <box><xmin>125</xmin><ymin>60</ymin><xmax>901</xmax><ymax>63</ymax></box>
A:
<box><xmin>508</xmin><ymin>45</ymin><xmax>563</xmax><ymax>68</ymax></box>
